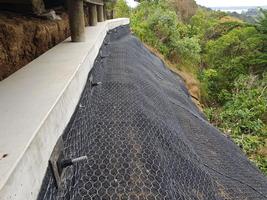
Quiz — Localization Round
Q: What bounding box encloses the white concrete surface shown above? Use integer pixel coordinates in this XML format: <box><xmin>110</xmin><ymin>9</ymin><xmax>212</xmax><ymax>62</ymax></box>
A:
<box><xmin>0</xmin><ymin>18</ymin><xmax>129</xmax><ymax>200</ymax></box>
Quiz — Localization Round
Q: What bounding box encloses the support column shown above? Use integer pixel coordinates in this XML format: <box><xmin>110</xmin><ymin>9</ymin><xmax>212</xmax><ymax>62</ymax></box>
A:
<box><xmin>97</xmin><ymin>5</ymin><xmax>104</xmax><ymax>22</ymax></box>
<box><xmin>67</xmin><ymin>0</ymin><xmax>85</xmax><ymax>42</ymax></box>
<box><xmin>110</xmin><ymin>10</ymin><xmax>114</xmax><ymax>19</ymax></box>
<box><xmin>89</xmin><ymin>4</ymin><xmax>97</xmax><ymax>26</ymax></box>
<box><xmin>103</xmin><ymin>4</ymin><xmax>107</xmax><ymax>20</ymax></box>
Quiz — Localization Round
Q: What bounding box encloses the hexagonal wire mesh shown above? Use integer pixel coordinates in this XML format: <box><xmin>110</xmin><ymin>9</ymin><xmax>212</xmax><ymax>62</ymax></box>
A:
<box><xmin>37</xmin><ymin>25</ymin><xmax>267</xmax><ymax>200</ymax></box>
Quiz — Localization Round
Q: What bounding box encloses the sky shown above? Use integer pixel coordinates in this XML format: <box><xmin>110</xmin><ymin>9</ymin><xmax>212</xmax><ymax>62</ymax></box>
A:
<box><xmin>126</xmin><ymin>0</ymin><xmax>138</xmax><ymax>7</ymax></box>
<box><xmin>126</xmin><ymin>0</ymin><xmax>267</xmax><ymax>8</ymax></box>
<box><xmin>195</xmin><ymin>0</ymin><xmax>267</xmax><ymax>8</ymax></box>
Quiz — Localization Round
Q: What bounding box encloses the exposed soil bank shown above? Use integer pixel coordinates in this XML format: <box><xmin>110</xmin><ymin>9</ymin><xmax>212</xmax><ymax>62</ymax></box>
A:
<box><xmin>0</xmin><ymin>11</ymin><xmax>70</xmax><ymax>81</ymax></box>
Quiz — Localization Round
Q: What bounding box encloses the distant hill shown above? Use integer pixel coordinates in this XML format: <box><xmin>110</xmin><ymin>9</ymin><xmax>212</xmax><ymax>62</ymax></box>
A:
<box><xmin>210</xmin><ymin>5</ymin><xmax>267</xmax><ymax>11</ymax></box>
<box><xmin>203</xmin><ymin>6</ymin><xmax>267</xmax><ymax>24</ymax></box>
<box><xmin>228</xmin><ymin>8</ymin><xmax>265</xmax><ymax>24</ymax></box>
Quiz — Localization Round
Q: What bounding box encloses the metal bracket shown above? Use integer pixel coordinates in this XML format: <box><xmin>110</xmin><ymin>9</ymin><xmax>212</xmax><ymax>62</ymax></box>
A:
<box><xmin>49</xmin><ymin>137</ymin><xmax>88</xmax><ymax>189</ymax></box>
<box><xmin>103</xmin><ymin>41</ymin><xmax>110</xmax><ymax>46</ymax></box>
<box><xmin>89</xmin><ymin>75</ymin><xmax>102</xmax><ymax>95</ymax></box>
<box><xmin>49</xmin><ymin>137</ymin><xmax>65</xmax><ymax>189</ymax></box>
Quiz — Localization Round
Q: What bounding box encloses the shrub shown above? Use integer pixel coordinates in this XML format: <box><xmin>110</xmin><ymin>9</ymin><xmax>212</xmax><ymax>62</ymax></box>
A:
<box><xmin>114</xmin><ymin>0</ymin><xmax>130</xmax><ymax>18</ymax></box>
<box><xmin>130</xmin><ymin>1</ymin><xmax>201</xmax><ymax>64</ymax></box>
<box><xmin>201</xmin><ymin>26</ymin><xmax>263</xmax><ymax>103</ymax></box>
<box><xmin>204</xmin><ymin>74</ymin><xmax>267</xmax><ymax>174</ymax></box>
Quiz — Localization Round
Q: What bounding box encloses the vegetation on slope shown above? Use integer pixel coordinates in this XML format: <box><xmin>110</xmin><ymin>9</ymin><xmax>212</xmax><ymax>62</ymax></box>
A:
<box><xmin>114</xmin><ymin>0</ymin><xmax>131</xmax><ymax>18</ymax></box>
<box><xmin>114</xmin><ymin>0</ymin><xmax>267</xmax><ymax>174</ymax></box>
<box><xmin>130</xmin><ymin>1</ymin><xmax>201</xmax><ymax>71</ymax></box>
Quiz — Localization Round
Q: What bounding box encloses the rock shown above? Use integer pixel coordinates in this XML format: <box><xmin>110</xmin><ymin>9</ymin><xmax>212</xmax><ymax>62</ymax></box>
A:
<box><xmin>39</xmin><ymin>10</ymin><xmax>62</xmax><ymax>20</ymax></box>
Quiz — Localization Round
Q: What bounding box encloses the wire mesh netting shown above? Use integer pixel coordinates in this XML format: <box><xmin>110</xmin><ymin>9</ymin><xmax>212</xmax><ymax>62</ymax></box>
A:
<box><xmin>38</xmin><ymin>25</ymin><xmax>267</xmax><ymax>200</ymax></box>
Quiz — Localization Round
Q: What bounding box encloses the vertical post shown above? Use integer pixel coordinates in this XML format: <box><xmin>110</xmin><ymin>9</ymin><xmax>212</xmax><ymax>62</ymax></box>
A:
<box><xmin>89</xmin><ymin>4</ymin><xmax>97</xmax><ymax>26</ymax></box>
<box><xmin>67</xmin><ymin>0</ymin><xmax>85</xmax><ymax>42</ymax></box>
<box><xmin>103</xmin><ymin>4</ymin><xmax>107</xmax><ymax>20</ymax></box>
<box><xmin>97</xmin><ymin>5</ymin><xmax>104</xmax><ymax>22</ymax></box>
<box><xmin>110</xmin><ymin>10</ymin><xmax>114</xmax><ymax>19</ymax></box>
<box><xmin>83</xmin><ymin>5</ymin><xmax>89</xmax><ymax>26</ymax></box>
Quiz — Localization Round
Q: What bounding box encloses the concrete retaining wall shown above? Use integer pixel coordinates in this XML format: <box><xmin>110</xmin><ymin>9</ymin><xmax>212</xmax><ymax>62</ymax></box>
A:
<box><xmin>0</xmin><ymin>18</ymin><xmax>129</xmax><ymax>200</ymax></box>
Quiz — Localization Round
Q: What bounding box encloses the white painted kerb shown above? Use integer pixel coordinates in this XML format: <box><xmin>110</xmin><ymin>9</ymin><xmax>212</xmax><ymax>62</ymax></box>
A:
<box><xmin>0</xmin><ymin>18</ymin><xmax>129</xmax><ymax>200</ymax></box>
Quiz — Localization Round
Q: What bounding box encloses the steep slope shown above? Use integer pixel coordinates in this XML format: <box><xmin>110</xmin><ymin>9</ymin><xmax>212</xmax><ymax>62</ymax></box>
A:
<box><xmin>38</xmin><ymin>25</ymin><xmax>267</xmax><ymax>200</ymax></box>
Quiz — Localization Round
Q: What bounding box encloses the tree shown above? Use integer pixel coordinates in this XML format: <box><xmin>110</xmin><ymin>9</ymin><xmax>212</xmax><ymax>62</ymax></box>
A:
<box><xmin>202</xmin><ymin>26</ymin><xmax>262</xmax><ymax>103</ymax></box>
<box><xmin>131</xmin><ymin>1</ymin><xmax>200</xmax><ymax>64</ymax></box>
<box><xmin>252</xmin><ymin>10</ymin><xmax>267</xmax><ymax>74</ymax></box>
<box><xmin>114</xmin><ymin>0</ymin><xmax>130</xmax><ymax>18</ymax></box>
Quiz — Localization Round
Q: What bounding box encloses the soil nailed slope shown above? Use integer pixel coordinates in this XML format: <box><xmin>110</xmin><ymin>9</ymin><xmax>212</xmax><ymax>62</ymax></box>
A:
<box><xmin>38</xmin><ymin>25</ymin><xmax>267</xmax><ymax>200</ymax></box>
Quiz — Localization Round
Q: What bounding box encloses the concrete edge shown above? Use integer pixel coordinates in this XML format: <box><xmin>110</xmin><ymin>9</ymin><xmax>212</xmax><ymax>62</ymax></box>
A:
<box><xmin>0</xmin><ymin>18</ymin><xmax>129</xmax><ymax>200</ymax></box>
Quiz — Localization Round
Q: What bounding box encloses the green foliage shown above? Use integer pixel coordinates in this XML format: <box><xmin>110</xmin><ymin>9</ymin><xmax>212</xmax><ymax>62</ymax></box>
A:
<box><xmin>252</xmin><ymin>10</ymin><xmax>267</xmax><ymax>74</ymax></box>
<box><xmin>252</xmin><ymin>155</ymin><xmax>267</xmax><ymax>175</ymax></box>
<box><xmin>220</xmin><ymin>75</ymin><xmax>267</xmax><ymax>136</ymax></box>
<box><xmin>130</xmin><ymin>0</ymin><xmax>267</xmax><ymax>174</ymax></box>
<box><xmin>201</xmin><ymin>26</ymin><xmax>263</xmax><ymax>103</ymax></box>
<box><xmin>204</xmin><ymin>74</ymin><xmax>267</xmax><ymax>174</ymax></box>
<box><xmin>257</xmin><ymin>10</ymin><xmax>267</xmax><ymax>36</ymax></box>
<box><xmin>189</xmin><ymin>9</ymin><xmax>221</xmax><ymax>40</ymax></box>
<box><xmin>205</xmin><ymin>21</ymin><xmax>244</xmax><ymax>40</ymax></box>
<box><xmin>193</xmin><ymin>8</ymin><xmax>267</xmax><ymax>174</ymax></box>
<box><xmin>114</xmin><ymin>0</ymin><xmax>130</xmax><ymax>18</ymax></box>
<box><xmin>105</xmin><ymin>1</ymin><xmax>116</xmax><ymax>11</ymax></box>
<box><xmin>130</xmin><ymin>1</ymin><xmax>201</xmax><ymax>64</ymax></box>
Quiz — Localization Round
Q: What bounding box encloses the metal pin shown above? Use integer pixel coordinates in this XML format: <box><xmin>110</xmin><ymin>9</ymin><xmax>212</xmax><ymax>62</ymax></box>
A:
<box><xmin>92</xmin><ymin>82</ymin><xmax>102</xmax><ymax>87</ymax></box>
<box><xmin>100</xmin><ymin>54</ymin><xmax>109</xmax><ymax>59</ymax></box>
<box><xmin>72</xmin><ymin>156</ymin><xmax>88</xmax><ymax>163</ymax></box>
<box><xmin>60</xmin><ymin>155</ymin><xmax>88</xmax><ymax>169</ymax></box>
<box><xmin>104</xmin><ymin>41</ymin><xmax>110</xmax><ymax>45</ymax></box>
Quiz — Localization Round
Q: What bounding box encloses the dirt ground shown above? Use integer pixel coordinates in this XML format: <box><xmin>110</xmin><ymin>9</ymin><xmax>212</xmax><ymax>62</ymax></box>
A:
<box><xmin>0</xmin><ymin>10</ymin><xmax>70</xmax><ymax>81</ymax></box>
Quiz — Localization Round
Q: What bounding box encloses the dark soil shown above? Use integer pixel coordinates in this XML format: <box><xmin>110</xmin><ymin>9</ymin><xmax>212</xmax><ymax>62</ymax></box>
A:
<box><xmin>0</xmin><ymin>11</ymin><xmax>70</xmax><ymax>81</ymax></box>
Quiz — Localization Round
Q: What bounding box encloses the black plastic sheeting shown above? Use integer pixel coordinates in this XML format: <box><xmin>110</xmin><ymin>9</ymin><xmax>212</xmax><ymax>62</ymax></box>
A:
<box><xmin>38</xmin><ymin>25</ymin><xmax>267</xmax><ymax>200</ymax></box>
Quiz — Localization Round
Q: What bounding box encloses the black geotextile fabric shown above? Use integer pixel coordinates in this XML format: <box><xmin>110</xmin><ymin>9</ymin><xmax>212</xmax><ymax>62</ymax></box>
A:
<box><xmin>38</xmin><ymin>25</ymin><xmax>267</xmax><ymax>200</ymax></box>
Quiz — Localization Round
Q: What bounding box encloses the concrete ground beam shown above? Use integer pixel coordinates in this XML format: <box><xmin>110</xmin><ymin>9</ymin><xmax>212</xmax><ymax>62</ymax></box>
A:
<box><xmin>89</xmin><ymin>4</ymin><xmax>98</xmax><ymax>26</ymax></box>
<box><xmin>97</xmin><ymin>5</ymin><xmax>104</xmax><ymax>22</ymax></box>
<box><xmin>0</xmin><ymin>18</ymin><xmax>130</xmax><ymax>200</ymax></box>
<box><xmin>67</xmin><ymin>0</ymin><xmax>86</xmax><ymax>42</ymax></box>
